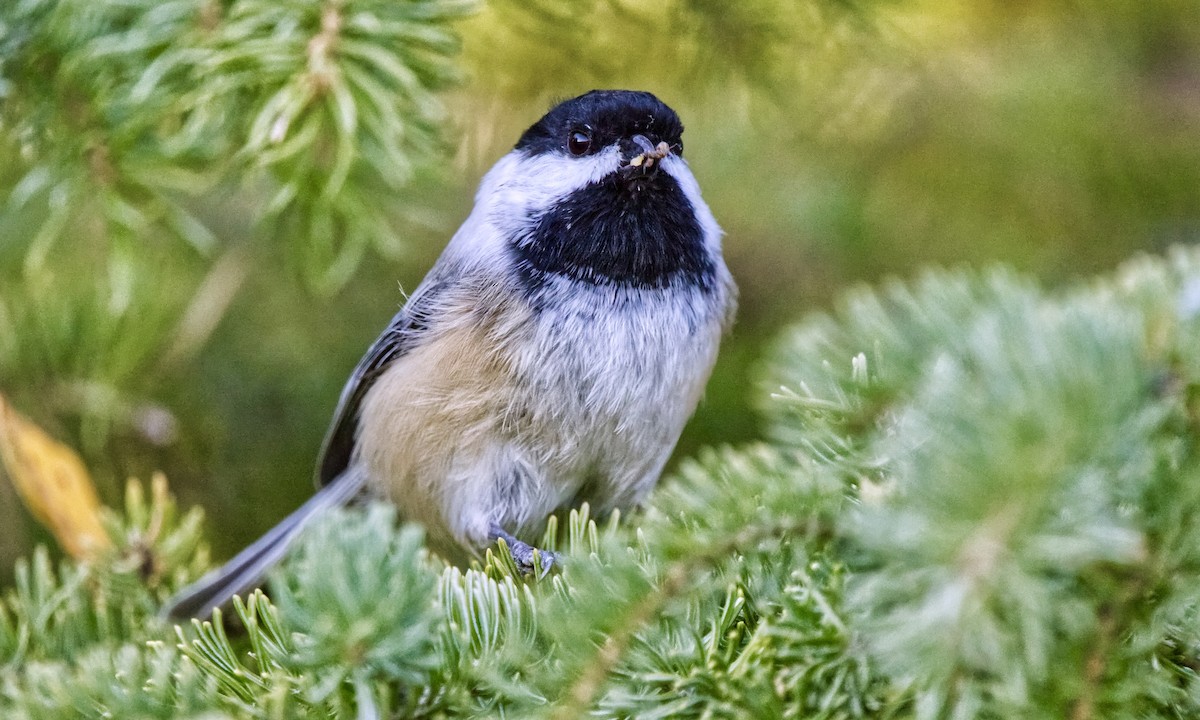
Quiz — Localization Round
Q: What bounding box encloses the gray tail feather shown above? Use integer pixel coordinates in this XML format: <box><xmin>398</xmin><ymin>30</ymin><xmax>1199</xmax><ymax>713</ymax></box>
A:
<box><xmin>162</xmin><ymin>466</ymin><xmax>367</xmax><ymax>621</ymax></box>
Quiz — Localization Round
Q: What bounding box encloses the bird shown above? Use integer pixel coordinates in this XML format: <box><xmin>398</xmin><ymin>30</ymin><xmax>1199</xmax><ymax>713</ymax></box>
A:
<box><xmin>164</xmin><ymin>89</ymin><xmax>736</xmax><ymax>620</ymax></box>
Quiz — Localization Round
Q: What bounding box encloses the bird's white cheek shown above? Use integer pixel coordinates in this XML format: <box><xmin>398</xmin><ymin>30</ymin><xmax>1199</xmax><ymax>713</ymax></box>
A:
<box><xmin>531</xmin><ymin>150</ymin><xmax>621</xmax><ymax>197</ymax></box>
<box><xmin>481</xmin><ymin>149</ymin><xmax>620</xmax><ymax>218</ymax></box>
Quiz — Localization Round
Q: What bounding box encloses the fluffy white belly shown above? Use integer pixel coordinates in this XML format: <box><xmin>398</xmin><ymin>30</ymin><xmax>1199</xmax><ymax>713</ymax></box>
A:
<box><xmin>355</xmin><ymin>279</ymin><xmax>726</xmax><ymax>558</ymax></box>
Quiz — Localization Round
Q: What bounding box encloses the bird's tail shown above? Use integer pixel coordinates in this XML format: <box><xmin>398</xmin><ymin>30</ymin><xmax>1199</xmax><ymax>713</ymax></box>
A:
<box><xmin>161</xmin><ymin>466</ymin><xmax>367</xmax><ymax>621</ymax></box>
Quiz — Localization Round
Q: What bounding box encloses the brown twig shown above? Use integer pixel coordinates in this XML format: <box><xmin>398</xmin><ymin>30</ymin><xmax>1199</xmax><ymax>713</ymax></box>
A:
<box><xmin>1070</xmin><ymin>606</ymin><xmax>1116</xmax><ymax>720</ymax></box>
<box><xmin>1069</xmin><ymin>571</ymin><xmax>1147</xmax><ymax>720</ymax></box>
<box><xmin>306</xmin><ymin>4</ymin><xmax>343</xmax><ymax>92</ymax></box>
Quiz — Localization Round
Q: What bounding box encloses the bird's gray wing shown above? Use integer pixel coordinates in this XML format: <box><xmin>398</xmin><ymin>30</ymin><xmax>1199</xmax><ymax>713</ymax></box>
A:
<box><xmin>316</xmin><ymin>279</ymin><xmax>446</xmax><ymax>486</ymax></box>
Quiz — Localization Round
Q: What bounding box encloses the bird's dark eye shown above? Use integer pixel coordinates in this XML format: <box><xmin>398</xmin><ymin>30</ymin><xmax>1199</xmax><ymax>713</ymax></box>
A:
<box><xmin>567</xmin><ymin>130</ymin><xmax>592</xmax><ymax>156</ymax></box>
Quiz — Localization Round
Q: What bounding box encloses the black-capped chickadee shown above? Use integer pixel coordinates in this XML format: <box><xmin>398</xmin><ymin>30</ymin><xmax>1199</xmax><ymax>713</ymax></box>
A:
<box><xmin>165</xmin><ymin>90</ymin><xmax>736</xmax><ymax>619</ymax></box>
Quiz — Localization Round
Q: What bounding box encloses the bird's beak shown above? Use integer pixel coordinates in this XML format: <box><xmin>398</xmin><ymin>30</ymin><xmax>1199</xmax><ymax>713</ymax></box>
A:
<box><xmin>624</xmin><ymin>134</ymin><xmax>672</xmax><ymax>174</ymax></box>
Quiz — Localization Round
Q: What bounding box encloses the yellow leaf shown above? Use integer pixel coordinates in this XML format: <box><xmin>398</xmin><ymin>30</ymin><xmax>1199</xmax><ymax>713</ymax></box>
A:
<box><xmin>0</xmin><ymin>393</ymin><xmax>111</xmax><ymax>559</ymax></box>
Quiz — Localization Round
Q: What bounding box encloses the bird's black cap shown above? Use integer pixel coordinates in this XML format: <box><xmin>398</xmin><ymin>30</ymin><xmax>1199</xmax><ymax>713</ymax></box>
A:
<box><xmin>515</xmin><ymin>90</ymin><xmax>684</xmax><ymax>157</ymax></box>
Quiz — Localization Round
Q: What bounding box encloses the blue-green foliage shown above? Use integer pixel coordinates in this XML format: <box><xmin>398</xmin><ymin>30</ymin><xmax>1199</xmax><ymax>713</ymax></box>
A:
<box><xmin>9</xmin><ymin>248</ymin><xmax>1200</xmax><ymax>717</ymax></box>
<box><xmin>2</xmin><ymin>0</ymin><xmax>1200</xmax><ymax>715</ymax></box>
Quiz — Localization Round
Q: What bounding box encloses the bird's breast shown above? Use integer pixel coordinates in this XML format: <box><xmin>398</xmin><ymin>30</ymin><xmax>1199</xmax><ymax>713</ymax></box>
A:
<box><xmin>355</xmin><ymin>272</ymin><xmax>730</xmax><ymax>551</ymax></box>
<box><xmin>499</xmin><ymin>278</ymin><xmax>727</xmax><ymax>476</ymax></box>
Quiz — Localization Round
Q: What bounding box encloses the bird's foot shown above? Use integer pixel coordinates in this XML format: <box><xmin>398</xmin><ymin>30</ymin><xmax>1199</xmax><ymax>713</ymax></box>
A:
<box><xmin>488</xmin><ymin>524</ymin><xmax>556</xmax><ymax>577</ymax></box>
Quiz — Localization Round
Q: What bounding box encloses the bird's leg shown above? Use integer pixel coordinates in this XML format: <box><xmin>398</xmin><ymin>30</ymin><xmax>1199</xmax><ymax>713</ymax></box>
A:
<box><xmin>488</xmin><ymin>523</ymin><xmax>556</xmax><ymax>577</ymax></box>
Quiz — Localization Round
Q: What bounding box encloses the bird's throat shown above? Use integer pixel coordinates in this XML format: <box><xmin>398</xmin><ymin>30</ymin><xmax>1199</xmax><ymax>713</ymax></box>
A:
<box><xmin>512</xmin><ymin>172</ymin><xmax>715</xmax><ymax>291</ymax></box>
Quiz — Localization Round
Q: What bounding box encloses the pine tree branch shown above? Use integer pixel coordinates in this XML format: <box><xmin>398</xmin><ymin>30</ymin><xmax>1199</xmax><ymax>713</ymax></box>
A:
<box><xmin>552</xmin><ymin>518</ymin><xmax>808</xmax><ymax>720</ymax></box>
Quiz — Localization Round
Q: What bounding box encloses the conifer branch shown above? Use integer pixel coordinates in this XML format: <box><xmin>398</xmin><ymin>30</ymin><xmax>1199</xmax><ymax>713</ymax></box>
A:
<box><xmin>554</xmin><ymin>517</ymin><xmax>809</xmax><ymax>719</ymax></box>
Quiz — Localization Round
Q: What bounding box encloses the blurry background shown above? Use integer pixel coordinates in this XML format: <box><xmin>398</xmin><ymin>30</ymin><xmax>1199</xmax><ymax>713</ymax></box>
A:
<box><xmin>1</xmin><ymin>0</ymin><xmax>1197</xmax><ymax>576</ymax></box>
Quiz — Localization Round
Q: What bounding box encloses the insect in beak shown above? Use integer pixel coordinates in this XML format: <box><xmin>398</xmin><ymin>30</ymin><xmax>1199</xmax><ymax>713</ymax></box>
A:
<box><xmin>627</xmin><ymin>134</ymin><xmax>672</xmax><ymax>170</ymax></box>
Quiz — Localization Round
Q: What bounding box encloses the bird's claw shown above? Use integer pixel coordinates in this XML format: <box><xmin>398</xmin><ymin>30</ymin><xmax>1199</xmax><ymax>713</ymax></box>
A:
<box><xmin>489</xmin><ymin>524</ymin><xmax>557</xmax><ymax>578</ymax></box>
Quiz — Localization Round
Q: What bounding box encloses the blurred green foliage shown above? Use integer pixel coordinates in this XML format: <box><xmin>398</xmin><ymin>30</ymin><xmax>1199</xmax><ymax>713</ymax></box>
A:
<box><xmin>1</xmin><ymin>0</ymin><xmax>1198</xmax><ymax>581</ymax></box>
